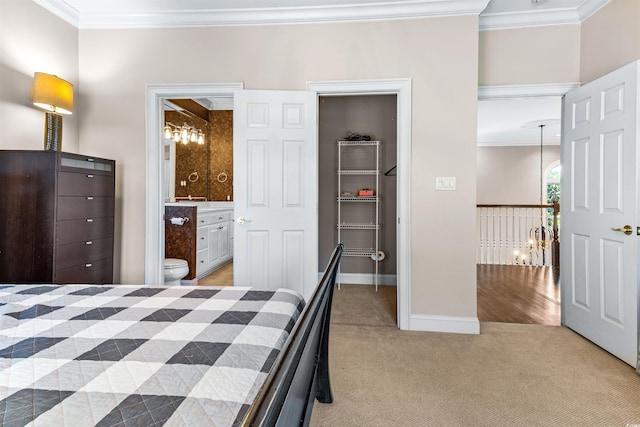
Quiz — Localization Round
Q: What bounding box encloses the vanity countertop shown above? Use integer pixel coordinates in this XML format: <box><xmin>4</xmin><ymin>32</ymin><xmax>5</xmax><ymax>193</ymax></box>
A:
<box><xmin>198</xmin><ymin>207</ymin><xmax>233</xmax><ymax>214</ymax></box>
<box><xmin>165</xmin><ymin>202</ymin><xmax>233</xmax><ymax>212</ymax></box>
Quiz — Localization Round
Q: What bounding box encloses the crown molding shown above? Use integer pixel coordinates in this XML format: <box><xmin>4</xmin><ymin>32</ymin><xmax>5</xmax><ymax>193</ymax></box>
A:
<box><xmin>32</xmin><ymin>0</ymin><xmax>80</xmax><ymax>27</ymax></box>
<box><xmin>577</xmin><ymin>0</ymin><xmax>611</xmax><ymax>21</ymax></box>
<box><xmin>478</xmin><ymin>83</ymin><xmax>581</xmax><ymax>100</ymax></box>
<box><xmin>479</xmin><ymin>0</ymin><xmax>609</xmax><ymax>30</ymax></box>
<box><xmin>33</xmin><ymin>0</ymin><xmax>611</xmax><ymax>31</ymax></box>
<box><xmin>33</xmin><ymin>0</ymin><xmax>491</xmax><ymax>29</ymax></box>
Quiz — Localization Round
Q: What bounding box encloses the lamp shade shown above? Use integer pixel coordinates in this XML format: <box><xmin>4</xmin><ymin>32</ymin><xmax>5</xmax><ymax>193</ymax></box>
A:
<box><xmin>31</xmin><ymin>72</ymin><xmax>74</xmax><ymax>115</ymax></box>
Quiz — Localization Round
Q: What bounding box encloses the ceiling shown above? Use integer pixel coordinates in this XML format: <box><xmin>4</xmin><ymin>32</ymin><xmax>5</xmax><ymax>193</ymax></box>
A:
<box><xmin>33</xmin><ymin>0</ymin><xmax>608</xmax><ymax>146</ymax></box>
<box><xmin>478</xmin><ymin>98</ymin><xmax>562</xmax><ymax>147</ymax></box>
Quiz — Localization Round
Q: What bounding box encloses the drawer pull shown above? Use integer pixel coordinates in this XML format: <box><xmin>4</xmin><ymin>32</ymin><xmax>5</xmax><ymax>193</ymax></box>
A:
<box><xmin>200</xmin><ymin>237</ymin><xmax>205</xmax><ymax>240</ymax></box>
<box><xmin>218</xmin><ymin>216</ymin><xmax>223</xmax><ymax>220</ymax></box>
<box><xmin>87</xmin><ymin>158</ymin><xmax>95</xmax><ymax>162</ymax></box>
<box><xmin>86</xmin><ymin>196</ymin><xmax>94</xmax><ymax>200</ymax></box>
<box><xmin>86</xmin><ymin>241</ymin><xmax>93</xmax><ymax>245</ymax></box>
<box><xmin>218</xmin><ymin>226</ymin><xmax>224</xmax><ymax>230</ymax></box>
<box><xmin>200</xmin><ymin>260</ymin><xmax>205</xmax><ymax>263</ymax></box>
<box><xmin>85</xmin><ymin>263</ymin><xmax>93</xmax><ymax>268</ymax></box>
<box><xmin>86</xmin><ymin>219</ymin><xmax>94</xmax><ymax>223</ymax></box>
<box><xmin>87</xmin><ymin>174</ymin><xmax>94</xmax><ymax>178</ymax></box>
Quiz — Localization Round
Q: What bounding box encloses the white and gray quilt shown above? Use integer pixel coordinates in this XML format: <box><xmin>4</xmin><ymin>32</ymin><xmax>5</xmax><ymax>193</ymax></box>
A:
<box><xmin>0</xmin><ymin>284</ymin><xmax>305</xmax><ymax>427</ymax></box>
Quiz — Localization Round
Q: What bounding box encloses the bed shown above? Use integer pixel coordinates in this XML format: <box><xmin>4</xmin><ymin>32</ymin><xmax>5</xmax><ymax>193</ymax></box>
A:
<box><xmin>0</xmin><ymin>245</ymin><xmax>343</xmax><ymax>426</ymax></box>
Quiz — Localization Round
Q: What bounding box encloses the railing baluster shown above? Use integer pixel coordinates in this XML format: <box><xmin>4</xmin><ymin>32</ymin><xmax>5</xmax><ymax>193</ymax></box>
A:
<box><xmin>477</xmin><ymin>203</ymin><xmax>559</xmax><ymax>267</ymax></box>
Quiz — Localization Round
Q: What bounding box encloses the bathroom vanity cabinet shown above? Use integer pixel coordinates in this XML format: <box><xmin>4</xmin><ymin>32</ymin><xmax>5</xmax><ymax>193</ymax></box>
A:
<box><xmin>196</xmin><ymin>209</ymin><xmax>233</xmax><ymax>278</ymax></box>
<box><xmin>0</xmin><ymin>150</ymin><xmax>115</xmax><ymax>284</ymax></box>
<box><xmin>165</xmin><ymin>205</ymin><xmax>233</xmax><ymax>283</ymax></box>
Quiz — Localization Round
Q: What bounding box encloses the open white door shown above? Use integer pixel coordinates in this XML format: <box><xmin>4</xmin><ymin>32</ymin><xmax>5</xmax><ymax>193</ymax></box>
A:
<box><xmin>233</xmin><ymin>89</ymin><xmax>318</xmax><ymax>300</ymax></box>
<box><xmin>561</xmin><ymin>61</ymin><xmax>639</xmax><ymax>368</ymax></box>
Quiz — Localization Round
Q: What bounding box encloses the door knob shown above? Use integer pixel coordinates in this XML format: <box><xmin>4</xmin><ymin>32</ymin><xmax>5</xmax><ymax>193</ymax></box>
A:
<box><xmin>611</xmin><ymin>225</ymin><xmax>633</xmax><ymax>235</ymax></box>
<box><xmin>237</xmin><ymin>216</ymin><xmax>252</xmax><ymax>225</ymax></box>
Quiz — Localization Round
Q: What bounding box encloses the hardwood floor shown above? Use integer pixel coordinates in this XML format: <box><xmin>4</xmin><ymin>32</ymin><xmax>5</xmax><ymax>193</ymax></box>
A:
<box><xmin>477</xmin><ymin>264</ymin><xmax>560</xmax><ymax>326</ymax></box>
<box><xmin>198</xmin><ymin>261</ymin><xmax>559</xmax><ymax>326</ymax></box>
<box><xmin>198</xmin><ymin>262</ymin><xmax>233</xmax><ymax>286</ymax></box>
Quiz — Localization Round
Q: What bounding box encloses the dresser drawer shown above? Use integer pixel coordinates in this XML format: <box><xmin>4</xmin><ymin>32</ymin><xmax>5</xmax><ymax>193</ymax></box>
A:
<box><xmin>55</xmin><ymin>257</ymin><xmax>113</xmax><ymax>284</ymax></box>
<box><xmin>58</xmin><ymin>172</ymin><xmax>114</xmax><ymax>196</ymax></box>
<box><xmin>57</xmin><ymin>196</ymin><xmax>114</xmax><ymax>220</ymax></box>
<box><xmin>56</xmin><ymin>217</ymin><xmax>114</xmax><ymax>245</ymax></box>
<box><xmin>59</xmin><ymin>154</ymin><xmax>115</xmax><ymax>176</ymax></box>
<box><xmin>55</xmin><ymin>238</ymin><xmax>113</xmax><ymax>270</ymax></box>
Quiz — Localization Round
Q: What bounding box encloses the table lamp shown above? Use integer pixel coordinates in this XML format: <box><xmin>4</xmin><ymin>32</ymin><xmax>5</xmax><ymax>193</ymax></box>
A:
<box><xmin>31</xmin><ymin>72</ymin><xmax>74</xmax><ymax>151</ymax></box>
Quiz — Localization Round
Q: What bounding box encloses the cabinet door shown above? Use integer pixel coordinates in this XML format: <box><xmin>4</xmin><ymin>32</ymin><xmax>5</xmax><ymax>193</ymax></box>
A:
<box><xmin>208</xmin><ymin>227</ymin><xmax>220</xmax><ymax>264</ymax></box>
<box><xmin>219</xmin><ymin>224</ymin><xmax>230</xmax><ymax>260</ymax></box>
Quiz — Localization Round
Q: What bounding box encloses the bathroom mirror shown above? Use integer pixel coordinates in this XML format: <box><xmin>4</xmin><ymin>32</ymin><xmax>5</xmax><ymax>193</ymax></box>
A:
<box><xmin>163</xmin><ymin>100</ymin><xmax>234</xmax><ymax>202</ymax></box>
<box><xmin>163</xmin><ymin>139</ymin><xmax>176</xmax><ymax>202</ymax></box>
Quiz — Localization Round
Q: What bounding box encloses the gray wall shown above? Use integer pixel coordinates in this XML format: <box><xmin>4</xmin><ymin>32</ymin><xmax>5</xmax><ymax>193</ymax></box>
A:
<box><xmin>318</xmin><ymin>95</ymin><xmax>397</xmax><ymax>276</ymax></box>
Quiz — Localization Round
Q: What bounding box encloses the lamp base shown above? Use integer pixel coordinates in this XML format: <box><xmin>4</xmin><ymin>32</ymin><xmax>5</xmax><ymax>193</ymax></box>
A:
<box><xmin>44</xmin><ymin>112</ymin><xmax>63</xmax><ymax>151</ymax></box>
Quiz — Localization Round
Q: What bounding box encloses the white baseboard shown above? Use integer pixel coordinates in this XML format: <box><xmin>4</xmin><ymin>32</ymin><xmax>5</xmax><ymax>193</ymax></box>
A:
<box><xmin>410</xmin><ymin>314</ymin><xmax>480</xmax><ymax>334</ymax></box>
<box><xmin>317</xmin><ymin>272</ymin><xmax>397</xmax><ymax>286</ymax></box>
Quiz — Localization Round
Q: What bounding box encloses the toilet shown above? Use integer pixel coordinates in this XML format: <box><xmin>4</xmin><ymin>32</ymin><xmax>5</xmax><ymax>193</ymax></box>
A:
<box><xmin>164</xmin><ymin>258</ymin><xmax>189</xmax><ymax>285</ymax></box>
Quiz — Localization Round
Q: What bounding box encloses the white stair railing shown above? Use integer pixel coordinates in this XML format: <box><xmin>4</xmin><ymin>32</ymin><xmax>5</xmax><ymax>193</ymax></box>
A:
<box><xmin>476</xmin><ymin>201</ymin><xmax>559</xmax><ymax>267</ymax></box>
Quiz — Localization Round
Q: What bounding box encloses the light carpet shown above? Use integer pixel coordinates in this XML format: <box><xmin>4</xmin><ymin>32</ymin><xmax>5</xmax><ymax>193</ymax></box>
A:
<box><xmin>310</xmin><ymin>285</ymin><xmax>640</xmax><ymax>427</ymax></box>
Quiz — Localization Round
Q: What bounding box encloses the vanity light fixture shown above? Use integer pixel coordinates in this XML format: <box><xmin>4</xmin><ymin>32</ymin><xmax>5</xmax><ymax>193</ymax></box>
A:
<box><xmin>31</xmin><ymin>72</ymin><xmax>74</xmax><ymax>151</ymax></box>
<box><xmin>163</xmin><ymin>122</ymin><xmax>205</xmax><ymax>145</ymax></box>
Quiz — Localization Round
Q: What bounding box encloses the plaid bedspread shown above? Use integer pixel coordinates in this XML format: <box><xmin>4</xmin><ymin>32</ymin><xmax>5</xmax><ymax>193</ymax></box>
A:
<box><xmin>0</xmin><ymin>284</ymin><xmax>305</xmax><ymax>427</ymax></box>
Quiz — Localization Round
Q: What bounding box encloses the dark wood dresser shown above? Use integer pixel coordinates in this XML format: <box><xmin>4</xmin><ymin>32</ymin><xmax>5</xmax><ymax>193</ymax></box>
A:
<box><xmin>0</xmin><ymin>150</ymin><xmax>115</xmax><ymax>284</ymax></box>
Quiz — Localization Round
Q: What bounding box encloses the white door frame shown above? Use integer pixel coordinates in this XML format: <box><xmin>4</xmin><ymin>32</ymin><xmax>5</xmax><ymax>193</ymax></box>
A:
<box><xmin>145</xmin><ymin>83</ymin><xmax>244</xmax><ymax>285</ymax></box>
<box><xmin>477</xmin><ymin>82</ymin><xmax>580</xmax><ymax>319</ymax></box>
<box><xmin>308</xmin><ymin>79</ymin><xmax>412</xmax><ymax>330</ymax></box>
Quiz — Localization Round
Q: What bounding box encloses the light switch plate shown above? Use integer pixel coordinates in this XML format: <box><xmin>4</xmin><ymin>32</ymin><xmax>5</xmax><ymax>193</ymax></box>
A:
<box><xmin>435</xmin><ymin>177</ymin><xmax>456</xmax><ymax>191</ymax></box>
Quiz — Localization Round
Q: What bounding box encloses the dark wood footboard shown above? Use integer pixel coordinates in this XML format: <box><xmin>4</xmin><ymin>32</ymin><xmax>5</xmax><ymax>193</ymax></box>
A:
<box><xmin>242</xmin><ymin>244</ymin><xmax>343</xmax><ymax>427</ymax></box>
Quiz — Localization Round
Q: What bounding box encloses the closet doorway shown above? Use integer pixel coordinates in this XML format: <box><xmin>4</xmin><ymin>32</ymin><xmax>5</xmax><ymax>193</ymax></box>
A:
<box><xmin>318</xmin><ymin>95</ymin><xmax>399</xmax><ymax>326</ymax></box>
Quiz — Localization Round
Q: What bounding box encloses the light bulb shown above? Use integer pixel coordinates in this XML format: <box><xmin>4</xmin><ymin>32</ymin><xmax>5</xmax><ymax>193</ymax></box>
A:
<box><xmin>190</xmin><ymin>129</ymin><xmax>197</xmax><ymax>142</ymax></box>
<box><xmin>198</xmin><ymin>131</ymin><xmax>204</xmax><ymax>145</ymax></box>
<box><xmin>181</xmin><ymin>126</ymin><xmax>188</xmax><ymax>143</ymax></box>
<box><xmin>163</xmin><ymin>125</ymin><xmax>172</xmax><ymax>139</ymax></box>
<box><xmin>173</xmin><ymin>129</ymin><xmax>180</xmax><ymax>143</ymax></box>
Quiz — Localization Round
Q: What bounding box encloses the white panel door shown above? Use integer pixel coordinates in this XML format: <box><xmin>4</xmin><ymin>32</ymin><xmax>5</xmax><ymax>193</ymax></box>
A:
<box><xmin>561</xmin><ymin>61</ymin><xmax>639</xmax><ymax>367</ymax></box>
<box><xmin>233</xmin><ymin>90</ymin><xmax>318</xmax><ymax>299</ymax></box>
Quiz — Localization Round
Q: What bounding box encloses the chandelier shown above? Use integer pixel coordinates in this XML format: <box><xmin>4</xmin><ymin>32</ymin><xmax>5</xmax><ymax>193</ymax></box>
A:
<box><xmin>164</xmin><ymin>122</ymin><xmax>205</xmax><ymax>145</ymax></box>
